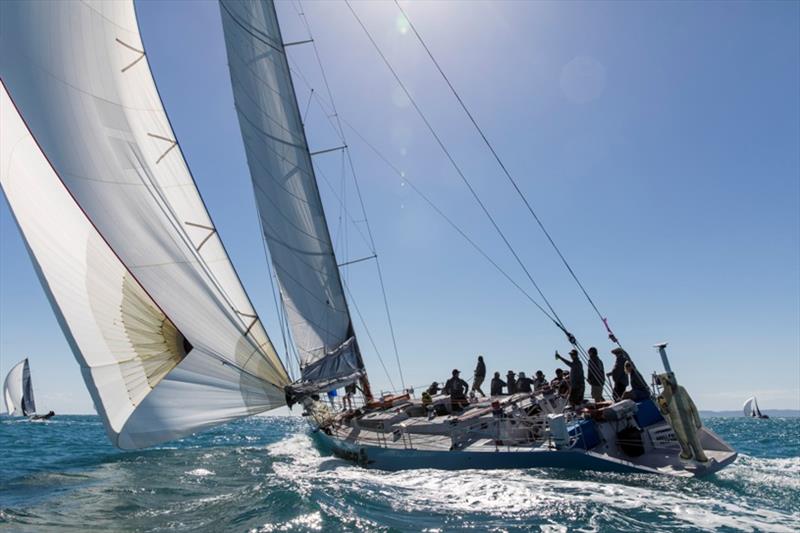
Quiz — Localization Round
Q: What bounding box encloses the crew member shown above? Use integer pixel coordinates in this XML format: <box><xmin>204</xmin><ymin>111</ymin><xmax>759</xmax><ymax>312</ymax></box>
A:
<box><xmin>517</xmin><ymin>371</ymin><xmax>533</xmax><ymax>393</ymax></box>
<box><xmin>443</xmin><ymin>369</ymin><xmax>469</xmax><ymax>410</ymax></box>
<box><xmin>586</xmin><ymin>347</ymin><xmax>605</xmax><ymax>402</ymax></box>
<box><xmin>490</xmin><ymin>371</ymin><xmax>506</xmax><ymax>396</ymax></box>
<box><xmin>533</xmin><ymin>370</ymin><xmax>547</xmax><ymax>390</ymax></box>
<box><xmin>622</xmin><ymin>361</ymin><xmax>650</xmax><ymax>402</ymax></box>
<box><xmin>472</xmin><ymin>355</ymin><xmax>487</xmax><ymax>397</ymax></box>
<box><xmin>607</xmin><ymin>347</ymin><xmax>629</xmax><ymax>401</ymax></box>
<box><xmin>506</xmin><ymin>371</ymin><xmax>517</xmax><ymax>395</ymax></box>
<box><xmin>556</xmin><ymin>349</ymin><xmax>585</xmax><ymax>407</ymax></box>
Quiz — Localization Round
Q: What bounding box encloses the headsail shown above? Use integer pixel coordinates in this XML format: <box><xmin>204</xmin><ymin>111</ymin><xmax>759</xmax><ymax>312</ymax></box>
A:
<box><xmin>219</xmin><ymin>0</ymin><xmax>367</xmax><ymax>400</ymax></box>
<box><xmin>742</xmin><ymin>397</ymin><xmax>754</xmax><ymax>417</ymax></box>
<box><xmin>3</xmin><ymin>358</ymin><xmax>35</xmax><ymax>416</ymax></box>
<box><xmin>0</xmin><ymin>0</ymin><xmax>289</xmax><ymax>448</ymax></box>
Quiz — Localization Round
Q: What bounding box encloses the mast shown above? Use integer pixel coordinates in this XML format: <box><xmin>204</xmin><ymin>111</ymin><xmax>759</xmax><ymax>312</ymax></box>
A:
<box><xmin>1</xmin><ymin>0</ymin><xmax>289</xmax><ymax>448</ymax></box>
<box><xmin>219</xmin><ymin>0</ymin><xmax>372</xmax><ymax>403</ymax></box>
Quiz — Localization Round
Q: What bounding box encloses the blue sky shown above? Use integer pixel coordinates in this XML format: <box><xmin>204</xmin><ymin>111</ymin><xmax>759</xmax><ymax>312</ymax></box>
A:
<box><xmin>1</xmin><ymin>0</ymin><xmax>798</xmax><ymax>413</ymax></box>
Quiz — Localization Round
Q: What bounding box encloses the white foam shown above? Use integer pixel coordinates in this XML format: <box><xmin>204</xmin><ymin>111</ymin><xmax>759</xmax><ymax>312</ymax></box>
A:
<box><xmin>185</xmin><ymin>468</ymin><xmax>214</xmax><ymax>477</ymax></box>
<box><xmin>263</xmin><ymin>432</ymin><xmax>800</xmax><ymax>531</ymax></box>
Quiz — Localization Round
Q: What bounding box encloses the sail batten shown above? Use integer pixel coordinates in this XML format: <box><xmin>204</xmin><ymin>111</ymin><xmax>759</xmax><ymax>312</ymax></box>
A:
<box><xmin>220</xmin><ymin>0</ymin><xmax>365</xmax><ymax>396</ymax></box>
<box><xmin>1</xmin><ymin>0</ymin><xmax>289</xmax><ymax>448</ymax></box>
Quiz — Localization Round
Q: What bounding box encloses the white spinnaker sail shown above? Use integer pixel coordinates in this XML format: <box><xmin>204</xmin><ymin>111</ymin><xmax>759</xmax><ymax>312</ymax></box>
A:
<box><xmin>743</xmin><ymin>397</ymin><xmax>754</xmax><ymax>417</ymax></box>
<box><xmin>0</xmin><ymin>0</ymin><xmax>289</xmax><ymax>448</ymax></box>
<box><xmin>3</xmin><ymin>359</ymin><xmax>26</xmax><ymax>416</ymax></box>
<box><xmin>219</xmin><ymin>0</ymin><xmax>363</xmax><ymax>391</ymax></box>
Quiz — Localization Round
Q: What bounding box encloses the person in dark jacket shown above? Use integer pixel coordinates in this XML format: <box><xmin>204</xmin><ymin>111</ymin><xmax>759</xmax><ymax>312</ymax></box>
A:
<box><xmin>471</xmin><ymin>355</ymin><xmax>487</xmax><ymax>397</ymax></box>
<box><xmin>533</xmin><ymin>370</ymin><xmax>547</xmax><ymax>390</ymax></box>
<box><xmin>556</xmin><ymin>349</ymin><xmax>585</xmax><ymax>407</ymax></box>
<box><xmin>506</xmin><ymin>371</ymin><xmax>517</xmax><ymax>395</ymax></box>
<box><xmin>586</xmin><ymin>346</ymin><xmax>605</xmax><ymax>402</ymax></box>
<box><xmin>426</xmin><ymin>381</ymin><xmax>440</xmax><ymax>396</ymax></box>
<box><xmin>622</xmin><ymin>361</ymin><xmax>650</xmax><ymax>401</ymax></box>
<box><xmin>490</xmin><ymin>372</ymin><xmax>506</xmax><ymax>396</ymax></box>
<box><xmin>443</xmin><ymin>369</ymin><xmax>469</xmax><ymax>410</ymax></box>
<box><xmin>607</xmin><ymin>347</ymin><xmax>629</xmax><ymax>401</ymax></box>
<box><xmin>516</xmin><ymin>372</ymin><xmax>533</xmax><ymax>393</ymax></box>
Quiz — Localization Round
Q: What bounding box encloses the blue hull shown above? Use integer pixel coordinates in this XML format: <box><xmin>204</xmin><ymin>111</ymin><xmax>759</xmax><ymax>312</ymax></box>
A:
<box><xmin>311</xmin><ymin>430</ymin><xmax>645</xmax><ymax>474</ymax></box>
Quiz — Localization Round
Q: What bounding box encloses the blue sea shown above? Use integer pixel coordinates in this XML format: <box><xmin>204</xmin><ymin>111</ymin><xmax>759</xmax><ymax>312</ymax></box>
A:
<box><xmin>1</xmin><ymin>416</ymin><xmax>798</xmax><ymax>532</ymax></box>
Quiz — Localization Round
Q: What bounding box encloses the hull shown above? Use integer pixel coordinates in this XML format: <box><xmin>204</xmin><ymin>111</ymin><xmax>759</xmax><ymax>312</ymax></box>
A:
<box><xmin>311</xmin><ymin>428</ymin><xmax>735</xmax><ymax>476</ymax></box>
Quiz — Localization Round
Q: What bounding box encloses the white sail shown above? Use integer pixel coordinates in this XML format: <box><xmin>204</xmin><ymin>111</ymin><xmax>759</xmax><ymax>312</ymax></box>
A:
<box><xmin>742</xmin><ymin>397</ymin><xmax>754</xmax><ymax>417</ymax></box>
<box><xmin>219</xmin><ymin>0</ymin><xmax>364</xmax><ymax>396</ymax></box>
<box><xmin>3</xmin><ymin>358</ymin><xmax>34</xmax><ymax>416</ymax></box>
<box><xmin>0</xmin><ymin>0</ymin><xmax>289</xmax><ymax>448</ymax></box>
<box><xmin>752</xmin><ymin>397</ymin><xmax>763</xmax><ymax>418</ymax></box>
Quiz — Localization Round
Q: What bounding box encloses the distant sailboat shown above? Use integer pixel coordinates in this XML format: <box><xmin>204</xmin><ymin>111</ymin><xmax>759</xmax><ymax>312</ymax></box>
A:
<box><xmin>3</xmin><ymin>358</ymin><xmax>51</xmax><ymax>418</ymax></box>
<box><xmin>743</xmin><ymin>397</ymin><xmax>769</xmax><ymax>419</ymax></box>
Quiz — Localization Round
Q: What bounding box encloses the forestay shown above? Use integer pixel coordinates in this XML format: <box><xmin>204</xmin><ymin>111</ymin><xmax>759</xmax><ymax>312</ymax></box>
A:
<box><xmin>3</xmin><ymin>358</ymin><xmax>35</xmax><ymax>417</ymax></box>
<box><xmin>0</xmin><ymin>0</ymin><xmax>288</xmax><ymax>448</ymax></box>
<box><xmin>219</xmin><ymin>0</ymin><xmax>365</xmax><ymax>398</ymax></box>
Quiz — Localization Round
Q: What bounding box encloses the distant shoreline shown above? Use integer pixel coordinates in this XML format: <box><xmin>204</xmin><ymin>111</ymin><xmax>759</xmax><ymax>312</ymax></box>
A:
<box><xmin>700</xmin><ymin>409</ymin><xmax>800</xmax><ymax>418</ymax></box>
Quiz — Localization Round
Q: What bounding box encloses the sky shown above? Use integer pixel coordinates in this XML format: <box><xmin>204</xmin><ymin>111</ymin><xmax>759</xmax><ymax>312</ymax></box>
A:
<box><xmin>1</xmin><ymin>0</ymin><xmax>798</xmax><ymax>414</ymax></box>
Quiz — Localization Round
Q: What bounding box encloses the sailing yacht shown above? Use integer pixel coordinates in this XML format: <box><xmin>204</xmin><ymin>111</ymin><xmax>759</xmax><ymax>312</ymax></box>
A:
<box><xmin>0</xmin><ymin>0</ymin><xmax>736</xmax><ymax>476</ymax></box>
<box><xmin>743</xmin><ymin>397</ymin><xmax>769</xmax><ymax>419</ymax></box>
<box><xmin>3</xmin><ymin>358</ymin><xmax>53</xmax><ymax>419</ymax></box>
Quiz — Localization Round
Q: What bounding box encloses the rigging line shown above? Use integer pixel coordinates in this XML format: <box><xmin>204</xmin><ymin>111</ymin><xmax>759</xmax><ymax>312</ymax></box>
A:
<box><xmin>298</xmin><ymin>0</ymin><xmax>406</xmax><ymax>389</ymax></box>
<box><xmin>345</xmin><ymin>149</ymin><xmax>406</xmax><ymax>389</ymax></box>
<box><xmin>341</xmin><ymin>120</ymin><xmax>559</xmax><ymax>323</ymax></box>
<box><xmin>296</xmin><ymin>75</ymin><xmax>562</xmax><ymax>328</ymax></box>
<box><xmin>394</xmin><ymin>1</ymin><xmax>618</xmax><ymax>345</ymax></box>
<box><xmin>288</xmin><ymin>66</ymin><xmax>560</xmax><ymax>324</ymax></box>
<box><xmin>260</xmin><ymin>208</ymin><xmax>297</xmax><ymax>378</ymax></box>
<box><xmin>345</xmin><ymin>0</ymin><xmax>574</xmax><ymax>341</ymax></box>
<box><xmin>342</xmin><ymin>280</ymin><xmax>397</xmax><ymax>391</ymax></box>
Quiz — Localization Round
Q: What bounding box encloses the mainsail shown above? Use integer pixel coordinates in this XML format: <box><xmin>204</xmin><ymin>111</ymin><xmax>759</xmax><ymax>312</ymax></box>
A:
<box><xmin>3</xmin><ymin>358</ymin><xmax>36</xmax><ymax>416</ymax></box>
<box><xmin>219</xmin><ymin>0</ymin><xmax>367</xmax><ymax>400</ymax></box>
<box><xmin>0</xmin><ymin>0</ymin><xmax>289</xmax><ymax>448</ymax></box>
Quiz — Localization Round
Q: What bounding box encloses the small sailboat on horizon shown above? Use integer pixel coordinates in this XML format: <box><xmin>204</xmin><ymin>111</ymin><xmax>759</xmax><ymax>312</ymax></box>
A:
<box><xmin>743</xmin><ymin>396</ymin><xmax>769</xmax><ymax>419</ymax></box>
<box><xmin>3</xmin><ymin>358</ymin><xmax>54</xmax><ymax>420</ymax></box>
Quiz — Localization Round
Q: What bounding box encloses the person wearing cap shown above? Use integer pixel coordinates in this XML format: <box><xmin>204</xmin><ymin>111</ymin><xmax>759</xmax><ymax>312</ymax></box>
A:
<box><xmin>607</xmin><ymin>347</ymin><xmax>630</xmax><ymax>401</ymax></box>
<box><xmin>506</xmin><ymin>371</ymin><xmax>517</xmax><ymax>395</ymax></box>
<box><xmin>556</xmin><ymin>349</ymin><xmax>585</xmax><ymax>407</ymax></box>
<box><xmin>586</xmin><ymin>347</ymin><xmax>605</xmax><ymax>402</ymax></box>
<box><xmin>471</xmin><ymin>355</ymin><xmax>487</xmax><ymax>397</ymax></box>
<box><xmin>517</xmin><ymin>371</ymin><xmax>533</xmax><ymax>393</ymax></box>
<box><xmin>490</xmin><ymin>371</ymin><xmax>506</xmax><ymax>396</ymax></box>
<box><xmin>443</xmin><ymin>369</ymin><xmax>469</xmax><ymax>410</ymax></box>
<box><xmin>426</xmin><ymin>381</ymin><xmax>441</xmax><ymax>396</ymax></box>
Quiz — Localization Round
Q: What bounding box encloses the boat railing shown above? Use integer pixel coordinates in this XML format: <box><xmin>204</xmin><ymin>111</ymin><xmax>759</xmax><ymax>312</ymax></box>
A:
<box><xmin>330</xmin><ymin>413</ymin><xmax>553</xmax><ymax>451</ymax></box>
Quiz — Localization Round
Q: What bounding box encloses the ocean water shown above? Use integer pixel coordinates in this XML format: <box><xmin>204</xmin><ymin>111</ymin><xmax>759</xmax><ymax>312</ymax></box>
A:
<box><xmin>0</xmin><ymin>416</ymin><xmax>798</xmax><ymax>532</ymax></box>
